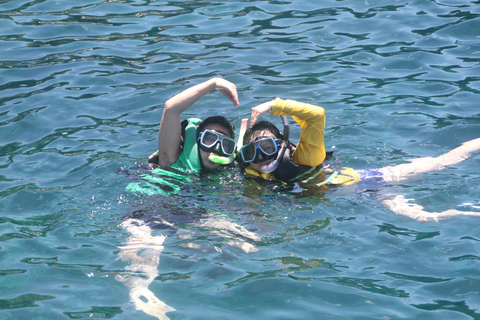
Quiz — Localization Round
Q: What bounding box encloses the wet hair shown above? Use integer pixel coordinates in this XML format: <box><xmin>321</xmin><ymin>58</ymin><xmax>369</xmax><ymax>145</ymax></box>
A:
<box><xmin>197</xmin><ymin>116</ymin><xmax>235</xmax><ymax>138</ymax></box>
<box><xmin>243</xmin><ymin>120</ymin><xmax>283</xmax><ymax>145</ymax></box>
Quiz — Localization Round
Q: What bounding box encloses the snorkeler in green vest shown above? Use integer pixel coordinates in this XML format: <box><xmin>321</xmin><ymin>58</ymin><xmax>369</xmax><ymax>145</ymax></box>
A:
<box><xmin>239</xmin><ymin>98</ymin><xmax>480</xmax><ymax>220</ymax></box>
<box><xmin>126</xmin><ymin>78</ymin><xmax>240</xmax><ymax>196</ymax></box>
<box><xmin>119</xmin><ymin>79</ymin><xmax>263</xmax><ymax>320</ymax></box>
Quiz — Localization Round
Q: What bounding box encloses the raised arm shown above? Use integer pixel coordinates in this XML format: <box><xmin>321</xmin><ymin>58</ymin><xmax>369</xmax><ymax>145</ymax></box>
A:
<box><xmin>156</xmin><ymin>78</ymin><xmax>239</xmax><ymax>167</ymax></box>
<box><xmin>249</xmin><ymin>100</ymin><xmax>275</xmax><ymax>126</ymax></box>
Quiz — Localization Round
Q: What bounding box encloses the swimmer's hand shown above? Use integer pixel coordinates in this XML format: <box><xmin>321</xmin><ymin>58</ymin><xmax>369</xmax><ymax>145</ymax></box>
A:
<box><xmin>250</xmin><ymin>100</ymin><xmax>274</xmax><ymax>126</ymax></box>
<box><xmin>214</xmin><ymin>78</ymin><xmax>239</xmax><ymax>107</ymax></box>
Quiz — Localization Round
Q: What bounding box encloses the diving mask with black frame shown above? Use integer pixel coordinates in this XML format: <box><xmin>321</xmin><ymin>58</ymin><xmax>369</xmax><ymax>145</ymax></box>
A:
<box><xmin>198</xmin><ymin>129</ymin><xmax>237</xmax><ymax>164</ymax></box>
<box><xmin>240</xmin><ymin>115</ymin><xmax>290</xmax><ymax>174</ymax></box>
<box><xmin>240</xmin><ymin>137</ymin><xmax>280</xmax><ymax>163</ymax></box>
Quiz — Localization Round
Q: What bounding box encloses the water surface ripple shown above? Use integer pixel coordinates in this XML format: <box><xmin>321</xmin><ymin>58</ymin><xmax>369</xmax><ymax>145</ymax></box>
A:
<box><xmin>1</xmin><ymin>1</ymin><xmax>479</xmax><ymax>319</ymax></box>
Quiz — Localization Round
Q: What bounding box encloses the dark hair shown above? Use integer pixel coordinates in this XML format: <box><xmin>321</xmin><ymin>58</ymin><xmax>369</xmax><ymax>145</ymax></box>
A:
<box><xmin>197</xmin><ymin>116</ymin><xmax>235</xmax><ymax>138</ymax></box>
<box><xmin>243</xmin><ymin>120</ymin><xmax>283</xmax><ymax>145</ymax></box>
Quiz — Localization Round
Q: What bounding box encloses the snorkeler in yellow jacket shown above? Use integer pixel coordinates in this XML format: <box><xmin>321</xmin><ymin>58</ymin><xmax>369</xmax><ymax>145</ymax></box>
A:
<box><xmin>240</xmin><ymin>98</ymin><xmax>361</xmax><ymax>191</ymax></box>
<box><xmin>240</xmin><ymin>98</ymin><xmax>480</xmax><ymax>219</ymax></box>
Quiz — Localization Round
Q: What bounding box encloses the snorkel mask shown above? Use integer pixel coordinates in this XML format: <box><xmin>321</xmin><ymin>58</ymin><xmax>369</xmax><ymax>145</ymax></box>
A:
<box><xmin>240</xmin><ymin>116</ymin><xmax>290</xmax><ymax>174</ymax></box>
<box><xmin>198</xmin><ymin>129</ymin><xmax>237</xmax><ymax>165</ymax></box>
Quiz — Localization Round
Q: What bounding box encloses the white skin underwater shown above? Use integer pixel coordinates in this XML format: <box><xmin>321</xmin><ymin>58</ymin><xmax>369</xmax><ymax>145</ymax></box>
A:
<box><xmin>118</xmin><ymin>82</ymin><xmax>479</xmax><ymax>320</ymax></box>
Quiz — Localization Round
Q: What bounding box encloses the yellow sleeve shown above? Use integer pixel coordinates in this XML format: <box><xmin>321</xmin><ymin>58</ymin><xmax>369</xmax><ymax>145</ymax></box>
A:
<box><xmin>271</xmin><ymin>98</ymin><xmax>326</xmax><ymax>166</ymax></box>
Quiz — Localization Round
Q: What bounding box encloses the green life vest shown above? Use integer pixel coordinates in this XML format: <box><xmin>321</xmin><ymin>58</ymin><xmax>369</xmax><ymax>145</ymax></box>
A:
<box><xmin>170</xmin><ymin>118</ymin><xmax>202</xmax><ymax>174</ymax></box>
<box><xmin>125</xmin><ymin>166</ymin><xmax>192</xmax><ymax>196</ymax></box>
<box><xmin>125</xmin><ymin>118</ymin><xmax>203</xmax><ymax>196</ymax></box>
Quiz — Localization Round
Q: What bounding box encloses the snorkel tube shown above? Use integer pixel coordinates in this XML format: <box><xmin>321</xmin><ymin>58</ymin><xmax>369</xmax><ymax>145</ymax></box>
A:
<box><xmin>236</xmin><ymin>118</ymin><xmax>249</xmax><ymax>152</ymax></box>
<box><xmin>257</xmin><ymin>115</ymin><xmax>290</xmax><ymax>174</ymax></box>
<box><xmin>281</xmin><ymin>114</ymin><xmax>290</xmax><ymax>142</ymax></box>
<box><xmin>208</xmin><ymin>119</ymin><xmax>249</xmax><ymax>165</ymax></box>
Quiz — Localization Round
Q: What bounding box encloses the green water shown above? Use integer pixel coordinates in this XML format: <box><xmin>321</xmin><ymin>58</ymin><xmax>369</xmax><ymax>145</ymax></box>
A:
<box><xmin>1</xmin><ymin>0</ymin><xmax>479</xmax><ymax>319</ymax></box>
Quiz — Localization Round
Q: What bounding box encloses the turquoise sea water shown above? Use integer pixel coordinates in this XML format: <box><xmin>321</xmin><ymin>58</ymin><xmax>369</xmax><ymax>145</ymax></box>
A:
<box><xmin>1</xmin><ymin>0</ymin><xmax>480</xmax><ymax>319</ymax></box>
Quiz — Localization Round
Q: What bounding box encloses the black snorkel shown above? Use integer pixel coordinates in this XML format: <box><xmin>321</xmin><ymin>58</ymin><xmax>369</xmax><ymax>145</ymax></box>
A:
<box><xmin>256</xmin><ymin>115</ymin><xmax>290</xmax><ymax>174</ymax></box>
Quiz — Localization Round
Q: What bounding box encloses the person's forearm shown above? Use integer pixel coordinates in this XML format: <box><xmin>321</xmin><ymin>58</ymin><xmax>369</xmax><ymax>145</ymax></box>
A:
<box><xmin>271</xmin><ymin>98</ymin><xmax>325</xmax><ymax>123</ymax></box>
<box><xmin>163</xmin><ymin>79</ymin><xmax>217</xmax><ymax>116</ymax></box>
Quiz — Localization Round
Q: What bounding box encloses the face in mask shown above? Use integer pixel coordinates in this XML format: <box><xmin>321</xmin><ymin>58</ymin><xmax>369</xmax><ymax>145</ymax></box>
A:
<box><xmin>240</xmin><ymin>137</ymin><xmax>284</xmax><ymax>173</ymax></box>
<box><xmin>198</xmin><ymin>129</ymin><xmax>237</xmax><ymax>168</ymax></box>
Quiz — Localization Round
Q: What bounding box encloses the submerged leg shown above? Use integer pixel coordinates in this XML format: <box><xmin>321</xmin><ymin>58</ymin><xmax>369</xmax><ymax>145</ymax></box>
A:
<box><xmin>383</xmin><ymin>195</ymin><xmax>480</xmax><ymax>221</ymax></box>
<box><xmin>116</xmin><ymin>218</ymin><xmax>175</xmax><ymax>320</ymax></box>
<box><xmin>380</xmin><ymin>138</ymin><xmax>480</xmax><ymax>182</ymax></box>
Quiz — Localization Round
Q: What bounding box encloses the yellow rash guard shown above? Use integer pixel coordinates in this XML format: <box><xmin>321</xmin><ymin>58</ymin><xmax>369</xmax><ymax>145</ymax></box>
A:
<box><xmin>245</xmin><ymin>98</ymin><xmax>361</xmax><ymax>187</ymax></box>
<box><xmin>271</xmin><ymin>98</ymin><xmax>326</xmax><ymax>166</ymax></box>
